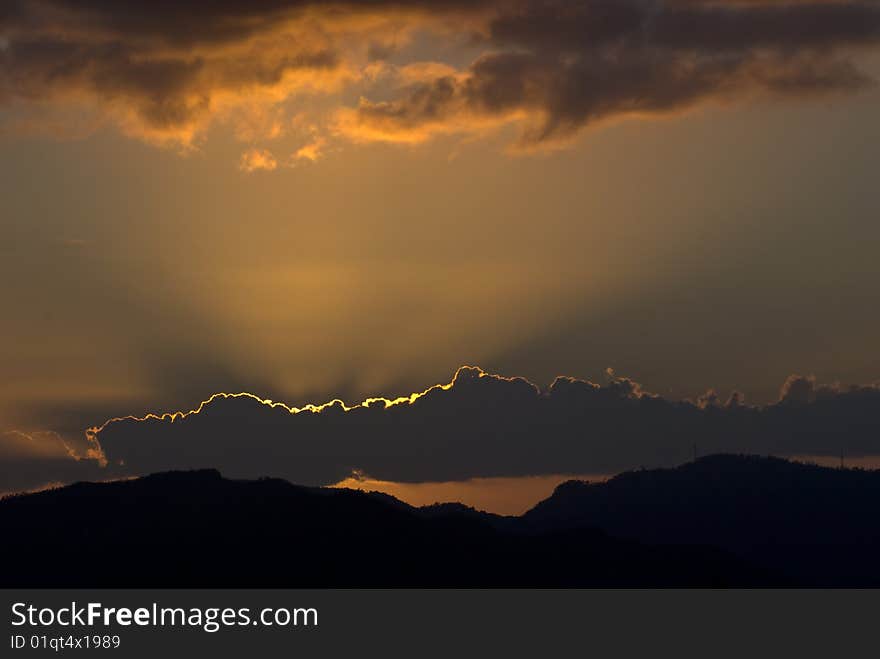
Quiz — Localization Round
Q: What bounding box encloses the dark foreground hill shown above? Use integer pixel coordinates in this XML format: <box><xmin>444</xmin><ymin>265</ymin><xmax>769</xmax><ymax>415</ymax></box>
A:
<box><xmin>523</xmin><ymin>455</ymin><xmax>880</xmax><ymax>586</ymax></box>
<box><xmin>3</xmin><ymin>454</ymin><xmax>876</xmax><ymax>587</ymax></box>
<box><xmin>0</xmin><ymin>467</ymin><xmax>780</xmax><ymax>587</ymax></box>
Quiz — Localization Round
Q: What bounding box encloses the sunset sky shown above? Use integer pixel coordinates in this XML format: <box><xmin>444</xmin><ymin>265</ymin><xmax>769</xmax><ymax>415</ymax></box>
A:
<box><xmin>2</xmin><ymin>0</ymin><xmax>880</xmax><ymax>510</ymax></box>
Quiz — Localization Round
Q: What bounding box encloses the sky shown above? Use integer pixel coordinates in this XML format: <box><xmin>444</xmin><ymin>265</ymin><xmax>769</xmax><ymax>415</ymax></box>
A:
<box><xmin>2</xmin><ymin>0</ymin><xmax>880</xmax><ymax>510</ymax></box>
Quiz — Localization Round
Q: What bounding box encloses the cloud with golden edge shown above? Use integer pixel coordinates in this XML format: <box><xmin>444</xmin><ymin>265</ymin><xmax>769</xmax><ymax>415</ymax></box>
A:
<box><xmin>85</xmin><ymin>365</ymin><xmax>494</xmax><ymax>441</ymax></box>
<box><xmin>3</xmin><ymin>364</ymin><xmax>880</xmax><ymax>495</ymax></box>
<box><xmin>76</xmin><ymin>364</ymin><xmax>880</xmax><ymax>491</ymax></box>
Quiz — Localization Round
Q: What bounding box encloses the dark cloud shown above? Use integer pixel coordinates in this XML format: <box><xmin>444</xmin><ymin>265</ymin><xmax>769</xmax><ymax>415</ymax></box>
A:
<box><xmin>0</xmin><ymin>1</ymin><xmax>360</xmax><ymax>144</ymax></box>
<box><xmin>487</xmin><ymin>1</ymin><xmax>880</xmax><ymax>52</ymax></box>
<box><xmin>1</xmin><ymin>0</ymin><xmax>477</xmax><ymax>45</ymax></box>
<box><xmin>2</xmin><ymin>0</ymin><xmax>878</xmax><ymax>147</ymax></box>
<box><xmin>344</xmin><ymin>0</ymin><xmax>880</xmax><ymax>146</ymax></box>
<box><xmin>69</xmin><ymin>366</ymin><xmax>880</xmax><ymax>490</ymax></box>
<box><xmin>5</xmin><ymin>365</ymin><xmax>880</xmax><ymax>494</ymax></box>
<box><xmin>778</xmin><ymin>374</ymin><xmax>818</xmax><ymax>404</ymax></box>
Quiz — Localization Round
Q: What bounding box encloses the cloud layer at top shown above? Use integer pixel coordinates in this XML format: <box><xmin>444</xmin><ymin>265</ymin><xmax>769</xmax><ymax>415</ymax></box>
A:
<box><xmin>1</xmin><ymin>0</ymin><xmax>879</xmax><ymax>153</ymax></box>
<box><xmin>343</xmin><ymin>0</ymin><xmax>880</xmax><ymax>148</ymax></box>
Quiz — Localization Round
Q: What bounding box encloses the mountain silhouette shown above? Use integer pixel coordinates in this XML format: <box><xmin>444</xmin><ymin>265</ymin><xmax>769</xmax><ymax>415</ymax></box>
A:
<box><xmin>522</xmin><ymin>454</ymin><xmax>880</xmax><ymax>586</ymax></box>
<box><xmin>0</xmin><ymin>466</ymin><xmax>780</xmax><ymax>588</ymax></box>
<box><xmin>3</xmin><ymin>454</ymin><xmax>876</xmax><ymax>587</ymax></box>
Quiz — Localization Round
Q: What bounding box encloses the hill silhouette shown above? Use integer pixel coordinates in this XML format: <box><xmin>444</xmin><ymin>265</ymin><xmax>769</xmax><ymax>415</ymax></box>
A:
<box><xmin>0</xmin><ymin>466</ymin><xmax>780</xmax><ymax>588</ymax></box>
<box><xmin>522</xmin><ymin>454</ymin><xmax>880</xmax><ymax>586</ymax></box>
<box><xmin>3</xmin><ymin>454</ymin><xmax>877</xmax><ymax>586</ymax></box>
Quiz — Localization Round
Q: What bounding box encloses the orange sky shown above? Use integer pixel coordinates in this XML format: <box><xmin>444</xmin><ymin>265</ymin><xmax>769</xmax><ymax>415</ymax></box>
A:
<box><xmin>331</xmin><ymin>473</ymin><xmax>606</xmax><ymax>516</ymax></box>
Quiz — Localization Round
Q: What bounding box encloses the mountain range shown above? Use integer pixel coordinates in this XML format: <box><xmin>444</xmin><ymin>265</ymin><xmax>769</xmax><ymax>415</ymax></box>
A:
<box><xmin>2</xmin><ymin>454</ymin><xmax>877</xmax><ymax>587</ymax></box>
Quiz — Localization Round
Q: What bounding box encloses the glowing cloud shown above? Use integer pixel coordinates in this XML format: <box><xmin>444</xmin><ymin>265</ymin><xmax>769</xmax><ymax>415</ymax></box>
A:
<box><xmin>1</xmin><ymin>1</ymin><xmax>878</xmax><ymax>154</ymax></box>
<box><xmin>239</xmin><ymin>148</ymin><xmax>278</xmax><ymax>172</ymax></box>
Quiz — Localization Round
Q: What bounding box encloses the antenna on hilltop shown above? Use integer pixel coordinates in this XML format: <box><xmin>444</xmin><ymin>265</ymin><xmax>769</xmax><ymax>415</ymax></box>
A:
<box><xmin>693</xmin><ymin>443</ymin><xmax>698</xmax><ymax>462</ymax></box>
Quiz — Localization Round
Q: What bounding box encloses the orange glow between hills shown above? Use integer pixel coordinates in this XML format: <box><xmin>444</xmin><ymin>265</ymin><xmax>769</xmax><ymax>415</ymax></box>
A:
<box><xmin>330</xmin><ymin>472</ymin><xmax>608</xmax><ymax>516</ymax></box>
